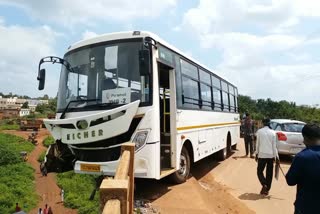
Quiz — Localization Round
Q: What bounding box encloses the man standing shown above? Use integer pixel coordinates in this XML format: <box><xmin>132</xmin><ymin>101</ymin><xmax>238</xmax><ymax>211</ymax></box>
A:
<box><xmin>255</xmin><ymin>118</ymin><xmax>279</xmax><ymax>195</ymax></box>
<box><xmin>286</xmin><ymin>124</ymin><xmax>320</xmax><ymax>214</ymax></box>
<box><xmin>61</xmin><ymin>189</ymin><xmax>64</xmax><ymax>203</ymax></box>
<box><xmin>243</xmin><ymin>113</ymin><xmax>255</xmax><ymax>157</ymax></box>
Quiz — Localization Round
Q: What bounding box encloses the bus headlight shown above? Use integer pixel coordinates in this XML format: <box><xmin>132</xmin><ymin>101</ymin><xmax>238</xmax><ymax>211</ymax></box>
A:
<box><xmin>132</xmin><ymin>131</ymin><xmax>148</xmax><ymax>151</ymax></box>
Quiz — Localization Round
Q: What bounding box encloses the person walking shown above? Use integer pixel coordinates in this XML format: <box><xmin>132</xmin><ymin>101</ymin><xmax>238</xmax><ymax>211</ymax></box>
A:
<box><xmin>255</xmin><ymin>118</ymin><xmax>279</xmax><ymax>195</ymax></box>
<box><xmin>43</xmin><ymin>204</ymin><xmax>48</xmax><ymax>214</ymax></box>
<box><xmin>38</xmin><ymin>207</ymin><xmax>43</xmax><ymax>214</ymax></box>
<box><xmin>15</xmin><ymin>202</ymin><xmax>21</xmax><ymax>212</ymax></box>
<box><xmin>48</xmin><ymin>206</ymin><xmax>53</xmax><ymax>214</ymax></box>
<box><xmin>243</xmin><ymin>113</ymin><xmax>255</xmax><ymax>157</ymax></box>
<box><xmin>60</xmin><ymin>189</ymin><xmax>64</xmax><ymax>203</ymax></box>
<box><xmin>286</xmin><ymin>124</ymin><xmax>320</xmax><ymax>214</ymax></box>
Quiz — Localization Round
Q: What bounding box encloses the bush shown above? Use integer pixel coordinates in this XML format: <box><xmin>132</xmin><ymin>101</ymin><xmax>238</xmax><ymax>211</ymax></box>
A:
<box><xmin>0</xmin><ymin>143</ymin><xmax>22</xmax><ymax>165</ymax></box>
<box><xmin>57</xmin><ymin>171</ymin><xmax>99</xmax><ymax>214</ymax></box>
<box><xmin>0</xmin><ymin>133</ymin><xmax>37</xmax><ymax>213</ymax></box>
<box><xmin>0</xmin><ymin>134</ymin><xmax>34</xmax><ymax>166</ymax></box>
<box><xmin>38</xmin><ymin>151</ymin><xmax>46</xmax><ymax>163</ymax></box>
<box><xmin>43</xmin><ymin>136</ymin><xmax>55</xmax><ymax>147</ymax></box>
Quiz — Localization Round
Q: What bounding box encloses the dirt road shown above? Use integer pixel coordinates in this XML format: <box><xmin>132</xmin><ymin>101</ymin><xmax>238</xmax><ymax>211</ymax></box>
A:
<box><xmin>136</xmin><ymin>139</ymin><xmax>296</xmax><ymax>214</ymax></box>
<box><xmin>3</xmin><ymin>130</ymin><xmax>77</xmax><ymax>214</ymax></box>
<box><xmin>213</xmin><ymin>139</ymin><xmax>296</xmax><ymax>214</ymax></box>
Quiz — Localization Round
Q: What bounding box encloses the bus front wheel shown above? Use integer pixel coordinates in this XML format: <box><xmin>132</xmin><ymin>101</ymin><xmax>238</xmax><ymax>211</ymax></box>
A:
<box><xmin>170</xmin><ymin>147</ymin><xmax>190</xmax><ymax>184</ymax></box>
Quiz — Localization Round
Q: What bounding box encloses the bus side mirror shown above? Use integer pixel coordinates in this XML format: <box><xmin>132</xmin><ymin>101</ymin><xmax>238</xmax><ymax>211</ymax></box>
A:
<box><xmin>37</xmin><ymin>68</ymin><xmax>46</xmax><ymax>90</ymax></box>
<box><xmin>139</xmin><ymin>49</ymin><xmax>150</xmax><ymax>76</ymax></box>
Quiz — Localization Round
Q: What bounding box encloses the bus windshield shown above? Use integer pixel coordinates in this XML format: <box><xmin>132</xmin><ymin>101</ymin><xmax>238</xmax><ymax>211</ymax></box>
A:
<box><xmin>57</xmin><ymin>40</ymin><xmax>151</xmax><ymax>112</ymax></box>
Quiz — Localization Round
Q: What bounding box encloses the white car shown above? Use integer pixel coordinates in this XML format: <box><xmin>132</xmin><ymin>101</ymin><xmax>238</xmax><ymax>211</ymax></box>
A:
<box><xmin>269</xmin><ymin>119</ymin><xmax>306</xmax><ymax>155</ymax></box>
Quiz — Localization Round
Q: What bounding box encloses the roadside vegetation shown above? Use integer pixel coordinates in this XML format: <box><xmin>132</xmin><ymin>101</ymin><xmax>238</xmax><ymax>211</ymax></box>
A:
<box><xmin>0</xmin><ymin>119</ymin><xmax>20</xmax><ymax>131</ymax></box>
<box><xmin>56</xmin><ymin>172</ymin><xmax>99</xmax><ymax>214</ymax></box>
<box><xmin>38</xmin><ymin>151</ymin><xmax>46</xmax><ymax>162</ymax></box>
<box><xmin>38</xmin><ymin>136</ymin><xmax>55</xmax><ymax>162</ymax></box>
<box><xmin>239</xmin><ymin>95</ymin><xmax>320</xmax><ymax>123</ymax></box>
<box><xmin>43</xmin><ymin>135</ymin><xmax>55</xmax><ymax>147</ymax></box>
<box><xmin>0</xmin><ymin>133</ymin><xmax>37</xmax><ymax>213</ymax></box>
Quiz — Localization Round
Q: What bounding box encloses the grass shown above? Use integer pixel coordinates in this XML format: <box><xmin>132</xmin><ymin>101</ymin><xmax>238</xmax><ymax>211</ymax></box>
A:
<box><xmin>38</xmin><ymin>151</ymin><xmax>46</xmax><ymax>163</ymax></box>
<box><xmin>57</xmin><ymin>171</ymin><xmax>99</xmax><ymax>214</ymax></box>
<box><xmin>0</xmin><ymin>134</ymin><xmax>34</xmax><ymax>166</ymax></box>
<box><xmin>43</xmin><ymin>136</ymin><xmax>55</xmax><ymax>147</ymax></box>
<box><xmin>0</xmin><ymin>124</ymin><xmax>20</xmax><ymax>131</ymax></box>
<box><xmin>0</xmin><ymin>133</ymin><xmax>37</xmax><ymax>213</ymax></box>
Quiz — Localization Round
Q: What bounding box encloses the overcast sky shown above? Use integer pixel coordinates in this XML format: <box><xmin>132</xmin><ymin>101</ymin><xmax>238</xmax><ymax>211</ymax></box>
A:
<box><xmin>0</xmin><ymin>0</ymin><xmax>320</xmax><ymax>105</ymax></box>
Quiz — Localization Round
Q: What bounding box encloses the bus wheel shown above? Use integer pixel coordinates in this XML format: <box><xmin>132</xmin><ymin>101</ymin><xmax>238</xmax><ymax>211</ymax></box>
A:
<box><xmin>170</xmin><ymin>147</ymin><xmax>190</xmax><ymax>184</ymax></box>
<box><xmin>216</xmin><ymin>146</ymin><xmax>227</xmax><ymax>161</ymax></box>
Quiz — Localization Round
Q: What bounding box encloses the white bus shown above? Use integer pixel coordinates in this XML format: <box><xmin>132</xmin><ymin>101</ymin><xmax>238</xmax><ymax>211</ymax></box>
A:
<box><xmin>37</xmin><ymin>31</ymin><xmax>240</xmax><ymax>183</ymax></box>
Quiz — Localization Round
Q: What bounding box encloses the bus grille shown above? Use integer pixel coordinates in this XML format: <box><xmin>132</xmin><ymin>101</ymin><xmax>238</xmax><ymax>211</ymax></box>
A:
<box><xmin>71</xmin><ymin>146</ymin><xmax>121</xmax><ymax>162</ymax></box>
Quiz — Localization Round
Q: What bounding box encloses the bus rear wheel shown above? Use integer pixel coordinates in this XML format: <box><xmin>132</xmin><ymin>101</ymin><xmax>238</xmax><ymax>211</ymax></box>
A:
<box><xmin>217</xmin><ymin>135</ymin><xmax>232</xmax><ymax>161</ymax></box>
<box><xmin>216</xmin><ymin>147</ymin><xmax>227</xmax><ymax>161</ymax></box>
<box><xmin>170</xmin><ymin>147</ymin><xmax>190</xmax><ymax>184</ymax></box>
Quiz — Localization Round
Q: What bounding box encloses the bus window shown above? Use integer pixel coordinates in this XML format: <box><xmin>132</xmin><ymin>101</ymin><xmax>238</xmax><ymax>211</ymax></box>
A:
<box><xmin>182</xmin><ymin>76</ymin><xmax>200</xmax><ymax>108</ymax></box>
<box><xmin>221</xmin><ymin>81</ymin><xmax>228</xmax><ymax>92</ymax></box>
<box><xmin>212</xmin><ymin>75</ymin><xmax>221</xmax><ymax>89</ymax></box>
<box><xmin>200</xmin><ymin>83</ymin><xmax>212</xmax><ymax>110</ymax></box>
<box><xmin>181</xmin><ymin>59</ymin><xmax>198</xmax><ymax>79</ymax></box>
<box><xmin>229</xmin><ymin>85</ymin><xmax>235</xmax><ymax>95</ymax></box>
<box><xmin>222</xmin><ymin>91</ymin><xmax>229</xmax><ymax>112</ymax></box>
<box><xmin>199</xmin><ymin>69</ymin><xmax>211</xmax><ymax>85</ymax></box>
<box><xmin>212</xmin><ymin>87</ymin><xmax>222</xmax><ymax>110</ymax></box>
<box><xmin>230</xmin><ymin>94</ymin><xmax>235</xmax><ymax>112</ymax></box>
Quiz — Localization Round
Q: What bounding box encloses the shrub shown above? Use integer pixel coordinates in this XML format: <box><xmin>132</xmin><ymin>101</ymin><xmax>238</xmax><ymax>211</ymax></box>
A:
<box><xmin>57</xmin><ymin>171</ymin><xmax>99</xmax><ymax>214</ymax></box>
<box><xmin>43</xmin><ymin>136</ymin><xmax>55</xmax><ymax>147</ymax></box>
<box><xmin>0</xmin><ymin>143</ymin><xmax>22</xmax><ymax>165</ymax></box>
<box><xmin>38</xmin><ymin>151</ymin><xmax>46</xmax><ymax>163</ymax></box>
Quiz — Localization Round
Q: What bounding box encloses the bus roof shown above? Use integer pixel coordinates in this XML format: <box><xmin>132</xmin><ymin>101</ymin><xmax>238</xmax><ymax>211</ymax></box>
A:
<box><xmin>67</xmin><ymin>31</ymin><xmax>236</xmax><ymax>88</ymax></box>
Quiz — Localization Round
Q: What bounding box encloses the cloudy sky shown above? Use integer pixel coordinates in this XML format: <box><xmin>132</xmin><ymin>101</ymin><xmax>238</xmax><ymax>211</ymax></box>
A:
<box><xmin>0</xmin><ymin>0</ymin><xmax>320</xmax><ymax>105</ymax></box>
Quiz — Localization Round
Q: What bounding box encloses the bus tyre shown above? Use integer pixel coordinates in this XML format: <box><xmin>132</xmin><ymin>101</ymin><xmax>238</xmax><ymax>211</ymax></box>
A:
<box><xmin>216</xmin><ymin>147</ymin><xmax>227</xmax><ymax>161</ymax></box>
<box><xmin>170</xmin><ymin>147</ymin><xmax>190</xmax><ymax>184</ymax></box>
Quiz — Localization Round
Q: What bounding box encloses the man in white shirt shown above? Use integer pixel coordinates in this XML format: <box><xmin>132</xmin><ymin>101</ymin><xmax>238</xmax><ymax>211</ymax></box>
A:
<box><xmin>255</xmin><ymin>118</ymin><xmax>279</xmax><ymax>195</ymax></box>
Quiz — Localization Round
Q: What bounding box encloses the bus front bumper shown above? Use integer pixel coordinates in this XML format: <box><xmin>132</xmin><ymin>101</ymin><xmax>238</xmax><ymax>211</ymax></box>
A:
<box><xmin>74</xmin><ymin>159</ymin><xmax>148</xmax><ymax>177</ymax></box>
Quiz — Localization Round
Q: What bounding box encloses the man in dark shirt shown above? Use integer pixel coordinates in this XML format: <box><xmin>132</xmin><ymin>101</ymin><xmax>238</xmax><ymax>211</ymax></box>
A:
<box><xmin>286</xmin><ymin>124</ymin><xmax>320</xmax><ymax>214</ymax></box>
<box><xmin>243</xmin><ymin>113</ymin><xmax>255</xmax><ymax>158</ymax></box>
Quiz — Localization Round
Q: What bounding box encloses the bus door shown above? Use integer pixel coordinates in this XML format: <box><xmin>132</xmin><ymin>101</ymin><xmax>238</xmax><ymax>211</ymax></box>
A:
<box><xmin>158</xmin><ymin>62</ymin><xmax>177</xmax><ymax>173</ymax></box>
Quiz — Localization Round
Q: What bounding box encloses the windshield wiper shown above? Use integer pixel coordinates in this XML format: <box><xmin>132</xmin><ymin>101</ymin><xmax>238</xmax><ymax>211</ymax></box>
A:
<box><xmin>60</xmin><ymin>98</ymin><xmax>100</xmax><ymax>119</ymax></box>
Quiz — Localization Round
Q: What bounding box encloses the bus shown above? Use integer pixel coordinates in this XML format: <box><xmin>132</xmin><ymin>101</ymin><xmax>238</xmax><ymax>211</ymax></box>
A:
<box><xmin>37</xmin><ymin>31</ymin><xmax>240</xmax><ymax>183</ymax></box>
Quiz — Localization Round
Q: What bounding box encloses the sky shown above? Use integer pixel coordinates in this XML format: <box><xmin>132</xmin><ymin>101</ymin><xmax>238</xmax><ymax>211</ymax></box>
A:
<box><xmin>0</xmin><ymin>0</ymin><xmax>320</xmax><ymax>105</ymax></box>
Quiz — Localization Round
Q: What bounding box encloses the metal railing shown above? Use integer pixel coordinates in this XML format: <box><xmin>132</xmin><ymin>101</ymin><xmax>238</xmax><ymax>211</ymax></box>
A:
<box><xmin>100</xmin><ymin>143</ymin><xmax>135</xmax><ymax>214</ymax></box>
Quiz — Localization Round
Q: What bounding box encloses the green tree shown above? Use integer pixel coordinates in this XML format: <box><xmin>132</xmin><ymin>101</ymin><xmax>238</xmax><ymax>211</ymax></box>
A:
<box><xmin>43</xmin><ymin>94</ymin><xmax>49</xmax><ymax>100</ymax></box>
<box><xmin>22</xmin><ymin>101</ymin><xmax>29</xmax><ymax>109</ymax></box>
<box><xmin>238</xmin><ymin>95</ymin><xmax>320</xmax><ymax>124</ymax></box>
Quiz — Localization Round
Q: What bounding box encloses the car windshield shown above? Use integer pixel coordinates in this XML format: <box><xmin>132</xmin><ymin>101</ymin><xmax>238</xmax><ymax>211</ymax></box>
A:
<box><xmin>282</xmin><ymin>123</ymin><xmax>305</xmax><ymax>133</ymax></box>
<box><xmin>57</xmin><ymin>40</ymin><xmax>151</xmax><ymax>112</ymax></box>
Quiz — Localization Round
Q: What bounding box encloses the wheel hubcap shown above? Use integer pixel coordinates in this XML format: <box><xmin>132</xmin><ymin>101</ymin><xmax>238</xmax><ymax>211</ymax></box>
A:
<box><xmin>178</xmin><ymin>154</ymin><xmax>187</xmax><ymax>176</ymax></box>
